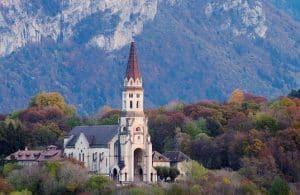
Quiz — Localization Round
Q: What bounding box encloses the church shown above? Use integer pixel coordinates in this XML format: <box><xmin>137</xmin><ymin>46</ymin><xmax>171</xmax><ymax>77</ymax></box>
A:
<box><xmin>64</xmin><ymin>42</ymin><xmax>157</xmax><ymax>183</ymax></box>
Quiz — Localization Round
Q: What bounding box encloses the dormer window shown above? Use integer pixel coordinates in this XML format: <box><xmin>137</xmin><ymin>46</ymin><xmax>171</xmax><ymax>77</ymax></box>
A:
<box><xmin>129</xmin><ymin>93</ymin><xmax>133</xmax><ymax>98</ymax></box>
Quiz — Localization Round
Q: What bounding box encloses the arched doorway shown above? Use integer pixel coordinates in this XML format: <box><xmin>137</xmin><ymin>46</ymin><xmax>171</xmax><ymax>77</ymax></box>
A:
<box><xmin>113</xmin><ymin>168</ymin><xmax>118</xmax><ymax>181</ymax></box>
<box><xmin>134</xmin><ymin>148</ymin><xmax>143</xmax><ymax>182</ymax></box>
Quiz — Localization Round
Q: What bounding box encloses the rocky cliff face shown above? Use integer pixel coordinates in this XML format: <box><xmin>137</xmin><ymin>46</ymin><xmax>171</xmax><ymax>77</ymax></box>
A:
<box><xmin>0</xmin><ymin>0</ymin><xmax>157</xmax><ymax>56</ymax></box>
<box><xmin>0</xmin><ymin>0</ymin><xmax>299</xmax><ymax>114</ymax></box>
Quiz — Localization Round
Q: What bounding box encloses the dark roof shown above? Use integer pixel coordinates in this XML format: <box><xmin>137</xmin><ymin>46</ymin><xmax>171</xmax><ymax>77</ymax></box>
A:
<box><xmin>66</xmin><ymin>125</ymin><xmax>119</xmax><ymax>148</ymax></box>
<box><xmin>125</xmin><ymin>42</ymin><xmax>141</xmax><ymax>81</ymax></box>
<box><xmin>163</xmin><ymin>151</ymin><xmax>190</xmax><ymax>163</ymax></box>
<box><xmin>153</xmin><ymin>151</ymin><xmax>170</xmax><ymax>162</ymax></box>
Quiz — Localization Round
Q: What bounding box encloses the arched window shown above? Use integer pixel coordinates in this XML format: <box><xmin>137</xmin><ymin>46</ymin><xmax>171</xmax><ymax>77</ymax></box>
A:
<box><xmin>130</xmin><ymin>101</ymin><xmax>133</xmax><ymax>109</ymax></box>
<box><xmin>136</xmin><ymin>101</ymin><xmax>139</xmax><ymax>108</ymax></box>
<box><xmin>136</xmin><ymin>127</ymin><xmax>141</xmax><ymax>131</ymax></box>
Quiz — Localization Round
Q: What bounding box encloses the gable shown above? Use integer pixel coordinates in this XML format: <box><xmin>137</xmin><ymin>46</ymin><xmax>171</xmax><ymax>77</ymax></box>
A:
<box><xmin>75</xmin><ymin>133</ymin><xmax>90</xmax><ymax>148</ymax></box>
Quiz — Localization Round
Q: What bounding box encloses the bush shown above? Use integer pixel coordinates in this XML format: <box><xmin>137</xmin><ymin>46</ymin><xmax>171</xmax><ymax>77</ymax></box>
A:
<box><xmin>155</xmin><ymin>166</ymin><xmax>180</xmax><ymax>182</ymax></box>
<box><xmin>167</xmin><ymin>184</ymin><xmax>185</xmax><ymax>195</ymax></box>
<box><xmin>44</xmin><ymin>161</ymin><xmax>60</xmax><ymax>177</ymax></box>
<box><xmin>0</xmin><ymin>177</ymin><xmax>12</xmax><ymax>193</ymax></box>
<box><xmin>2</xmin><ymin>163</ymin><xmax>20</xmax><ymax>177</ymax></box>
<box><xmin>190</xmin><ymin>185</ymin><xmax>201</xmax><ymax>195</ymax></box>
<box><xmin>9</xmin><ymin>189</ymin><xmax>32</xmax><ymax>195</ymax></box>
<box><xmin>127</xmin><ymin>186</ymin><xmax>146</xmax><ymax>195</ymax></box>
<box><xmin>86</xmin><ymin>175</ymin><xmax>113</xmax><ymax>193</ymax></box>
<box><xmin>150</xmin><ymin>185</ymin><xmax>164</xmax><ymax>195</ymax></box>
<box><xmin>169</xmin><ymin>167</ymin><xmax>180</xmax><ymax>182</ymax></box>
<box><xmin>57</xmin><ymin>162</ymin><xmax>88</xmax><ymax>193</ymax></box>
<box><xmin>268</xmin><ymin>176</ymin><xmax>290</xmax><ymax>195</ymax></box>
<box><xmin>188</xmin><ymin>161</ymin><xmax>208</xmax><ymax>181</ymax></box>
<box><xmin>7</xmin><ymin>167</ymin><xmax>41</xmax><ymax>193</ymax></box>
<box><xmin>238</xmin><ymin>180</ymin><xmax>259</xmax><ymax>195</ymax></box>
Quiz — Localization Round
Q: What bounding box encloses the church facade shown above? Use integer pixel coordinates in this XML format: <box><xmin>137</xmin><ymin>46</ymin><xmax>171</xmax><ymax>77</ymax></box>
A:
<box><xmin>64</xmin><ymin>42</ymin><xmax>157</xmax><ymax>183</ymax></box>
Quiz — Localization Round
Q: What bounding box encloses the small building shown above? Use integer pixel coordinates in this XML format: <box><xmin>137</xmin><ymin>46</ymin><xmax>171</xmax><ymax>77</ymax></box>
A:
<box><xmin>152</xmin><ymin>151</ymin><xmax>170</xmax><ymax>168</ymax></box>
<box><xmin>5</xmin><ymin>145</ymin><xmax>63</xmax><ymax>166</ymax></box>
<box><xmin>163</xmin><ymin>151</ymin><xmax>190</xmax><ymax>180</ymax></box>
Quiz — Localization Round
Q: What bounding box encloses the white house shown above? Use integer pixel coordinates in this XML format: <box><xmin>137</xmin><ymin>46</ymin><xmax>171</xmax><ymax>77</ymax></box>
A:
<box><xmin>64</xmin><ymin>42</ymin><xmax>157</xmax><ymax>183</ymax></box>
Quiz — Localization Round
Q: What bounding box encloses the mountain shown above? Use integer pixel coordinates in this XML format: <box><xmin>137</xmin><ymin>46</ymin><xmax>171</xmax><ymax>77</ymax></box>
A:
<box><xmin>0</xmin><ymin>0</ymin><xmax>299</xmax><ymax>114</ymax></box>
<box><xmin>271</xmin><ymin>0</ymin><xmax>300</xmax><ymax>21</ymax></box>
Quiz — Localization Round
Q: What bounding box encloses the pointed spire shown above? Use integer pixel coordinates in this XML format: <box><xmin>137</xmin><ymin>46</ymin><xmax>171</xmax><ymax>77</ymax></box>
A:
<box><xmin>125</xmin><ymin>42</ymin><xmax>141</xmax><ymax>81</ymax></box>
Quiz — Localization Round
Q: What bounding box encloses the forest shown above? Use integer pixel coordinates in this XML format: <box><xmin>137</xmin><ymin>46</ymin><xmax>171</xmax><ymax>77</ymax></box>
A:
<box><xmin>0</xmin><ymin>89</ymin><xmax>299</xmax><ymax>194</ymax></box>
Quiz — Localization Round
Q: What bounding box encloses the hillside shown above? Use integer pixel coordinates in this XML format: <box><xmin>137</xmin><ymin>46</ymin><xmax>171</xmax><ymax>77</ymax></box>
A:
<box><xmin>0</xmin><ymin>90</ymin><xmax>299</xmax><ymax>194</ymax></box>
<box><xmin>0</xmin><ymin>0</ymin><xmax>299</xmax><ymax>114</ymax></box>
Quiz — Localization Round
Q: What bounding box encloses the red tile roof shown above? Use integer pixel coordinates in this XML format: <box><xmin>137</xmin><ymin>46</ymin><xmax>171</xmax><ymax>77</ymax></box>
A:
<box><xmin>5</xmin><ymin>146</ymin><xmax>63</xmax><ymax>162</ymax></box>
<box><xmin>125</xmin><ymin>42</ymin><xmax>141</xmax><ymax>81</ymax></box>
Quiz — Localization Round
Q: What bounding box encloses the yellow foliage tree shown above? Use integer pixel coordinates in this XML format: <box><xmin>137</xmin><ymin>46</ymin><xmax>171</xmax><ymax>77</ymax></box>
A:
<box><xmin>228</xmin><ymin>89</ymin><xmax>245</xmax><ymax>105</ymax></box>
<box><xmin>270</xmin><ymin>97</ymin><xmax>296</xmax><ymax>109</ymax></box>
<box><xmin>29</xmin><ymin>92</ymin><xmax>76</xmax><ymax>116</ymax></box>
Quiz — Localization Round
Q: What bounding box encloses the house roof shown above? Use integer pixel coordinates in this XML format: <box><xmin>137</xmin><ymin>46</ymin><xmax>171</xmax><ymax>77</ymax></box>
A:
<box><xmin>6</xmin><ymin>149</ymin><xmax>42</xmax><ymax>161</ymax></box>
<box><xmin>37</xmin><ymin>149</ymin><xmax>63</xmax><ymax>162</ymax></box>
<box><xmin>5</xmin><ymin>146</ymin><xmax>63</xmax><ymax>162</ymax></box>
<box><xmin>125</xmin><ymin>42</ymin><xmax>141</xmax><ymax>81</ymax></box>
<box><xmin>152</xmin><ymin>151</ymin><xmax>170</xmax><ymax>162</ymax></box>
<box><xmin>66</xmin><ymin>125</ymin><xmax>119</xmax><ymax>148</ymax></box>
<box><xmin>163</xmin><ymin>151</ymin><xmax>190</xmax><ymax>163</ymax></box>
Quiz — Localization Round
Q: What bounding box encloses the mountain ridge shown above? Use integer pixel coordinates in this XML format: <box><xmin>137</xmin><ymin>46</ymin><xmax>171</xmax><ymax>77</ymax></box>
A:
<box><xmin>0</xmin><ymin>0</ymin><xmax>299</xmax><ymax>114</ymax></box>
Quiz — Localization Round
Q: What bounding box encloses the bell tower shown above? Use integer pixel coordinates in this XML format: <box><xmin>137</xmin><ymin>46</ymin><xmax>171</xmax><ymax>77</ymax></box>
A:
<box><xmin>122</xmin><ymin>42</ymin><xmax>144</xmax><ymax>114</ymax></box>
<box><xmin>118</xmin><ymin>42</ymin><xmax>156</xmax><ymax>183</ymax></box>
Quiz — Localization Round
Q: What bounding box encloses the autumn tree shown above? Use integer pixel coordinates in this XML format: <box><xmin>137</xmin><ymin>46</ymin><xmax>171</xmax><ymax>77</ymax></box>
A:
<box><xmin>29</xmin><ymin>92</ymin><xmax>76</xmax><ymax>117</ymax></box>
<box><xmin>228</xmin><ymin>89</ymin><xmax>244</xmax><ymax>105</ymax></box>
<box><xmin>226</xmin><ymin>112</ymin><xmax>254</xmax><ymax>131</ymax></box>
<box><xmin>255</xmin><ymin>113</ymin><xmax>278</xmax><ymax>133</ymax></box>
<box><xmin>239</xmin><ymin>156</ymin><xmax>278</xmax><ymax>187</ymax></box>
